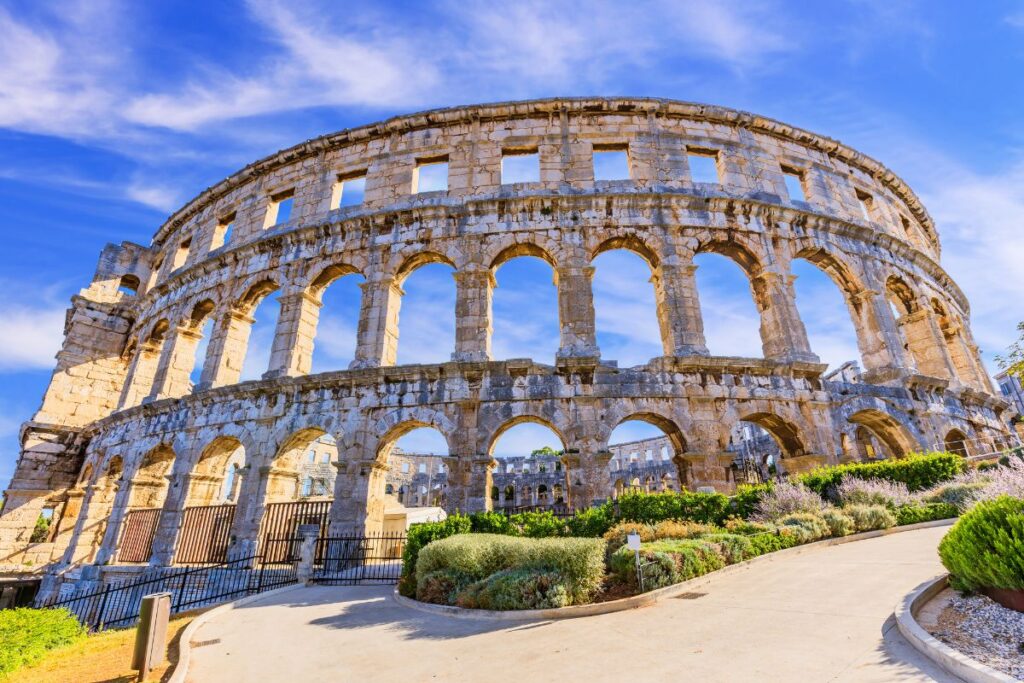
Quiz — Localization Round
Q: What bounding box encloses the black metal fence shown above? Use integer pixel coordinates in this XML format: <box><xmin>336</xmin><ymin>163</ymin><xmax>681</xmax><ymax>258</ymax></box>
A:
<box><xmin>311</xmin><ymin>533</ymin><xmax>406</xmax><ymax>585</ymax></box>
<box><xmin>40</xmin><ymin>554</ymin><xmax>297</xmax><ymax>631</ymax></box>
<box><xmin>259</xmin><ymin>500</ymin><xmax>331</xmax><ymax>563</ymax></box>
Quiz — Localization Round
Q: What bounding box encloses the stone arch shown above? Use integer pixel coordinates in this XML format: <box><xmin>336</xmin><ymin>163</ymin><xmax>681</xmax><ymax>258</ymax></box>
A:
<box><xmin>590</xmin><ymin>234</ymin><xmax>660</xmax><ymax>270</ymax></box>
<box><xmin>943</xmin><ymin>428</ymin><xmax>970</xmax><ymax>457</ymax></box>
<box><xmin>127</xmin><ymin>444</ymin><xmax>176</xmax><ymax>509</ymax></box>
<box><xmin>393</xmin><ymin>251</ymin><xmax>457</xmax><ymax>286</ymax></box>
<box><xmin>885</xmin><ymin>275</ymin><xmax>919</xmax><ymax>316</ymax></box>
<box><xmin>487</xmin><ymin>243</ymin><xmax>560</xmax><ymax>362</ymax></box>
<box><xmin>695</xmin><ymin>238</ymin><xmax>764</xmax><ymax>277</ymax></box>
<box><xmin>187</xmin><ymin>435</ymin><xmax>247</xmax><ymax>506</ymax></box>
<box><xmin>489</xmin><ymin>242</ymin><xmax>558</xmax><ymax>270</ymax></box>
<box><xmin>373</xmin><ymin>407</ymin><xmax>457</xmax><ymax>461</ymax></box>
<box><xmin>485</xmin><ymin>414</ymin><xmax>568</xmax><ymax>457</ymax></box>
<box><xmin>306</xmin><ymin>263</ymin><xmax>363</xmax><ymax>299</ymax></box>
<box><xmin>847</xmin><ymin>408</ymin><xmax>919</xmax><ymax>459</ymax></box>
<box><xmin>737</xmin><ymin>412</ymin><xmax>807</xmax><ymax>458</ymax></box>
<box><xmin>607</xmin><ymin>411</ymin><xmax>687</xmax><ymax>454</ymax></box>
<box><xmin>235</xmin><ymin>278</ymin><xmax>280</xmax><ymax>314</ymax></box>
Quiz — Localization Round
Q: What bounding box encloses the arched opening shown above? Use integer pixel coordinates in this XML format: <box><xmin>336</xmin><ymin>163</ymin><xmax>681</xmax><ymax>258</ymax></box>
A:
<box><xmin>591</xmin><ymin>246</ymin><xmax>662</xmax><ymax>366</ymax></box>
<box><xmin>491</xmin><ymin>250</ymin><xmax>559</xmax><ymax>362</ymax></box>
<box><xmin>731</xmin><ymin>414</ymin><xmax>806</xmax><ymax>481</ymax></box>
<box><xmin>254</xmin><ymin>429</ymin><xmax>338</xmax><ymax>562</ymax></box>
<box><xmin>121</xmin><ymin>320</ymin><xmax>170</xmax><ymax>407</ymax></box>
<box><xmin>395</xmin><ymin>260</ymin><xmax>456</xmax><ymax>365</ymax></box>
<box><xmin>71</xmin><ymin>456</ymin><xmax>122</xmax><ymax>564</ymax></box>
<box><xmin>173</xmin><ymin>436</ymin><xmax>246</xmax><ymax>565</ymax></box>
<box><xmin>943</xmin><ymin>428</ymin><xmax>970</xmax><ymax>457</ymax></box>
<box><xmin>848</xmin><ymin>409</ymin><xmax>918</xmax><ymax>460</ymax></box>
<box><xmin>608</xmin><ymin>416</ymin><xmax>685</xmax><ymax>495</ymax></box>
<box><xmin>309</xmin><ymin>266</ymin><xmax>365</xmax><ymax>373</ymax></box>
<box><xmin>374</xmin><ymin>425</ymin><xmax>450</xmax><ymax>523</ymax></box>
<box><xmin>117</xmin><ymin>445</ymin><xmax>175</xmax><ymax>563</ymax></box>
<box><xmin>489</xmin><ymin>419</ymin><xmax>565</xmax><ymax>510</ymax></box>
<box><xmin>791</xmin><ymin>257</ymin><xmax>863</xmax><ymax>374</ymax></box>
<box><xmin>693</xmin><ymin>252</ymin><xmax>762</xmax><ymax>357</ymax></box>
<box><xmin>177</xmin><ymin>299</ymin><xmax>216</xmax><ymax>390</ymax></box>
<box><xmin>885</xmin><ymin>275</ymin><xmax>931</xmax><ymax>375</ymax></box>
<box><xmin>239</xmin><ymin>282</ymin><xmax>282</xmax><ymax>381</ymax></box>
<box><xmin>118</xmin><ymin>274</ymin><xmax>140</xmax><ymax>296</ymax></box>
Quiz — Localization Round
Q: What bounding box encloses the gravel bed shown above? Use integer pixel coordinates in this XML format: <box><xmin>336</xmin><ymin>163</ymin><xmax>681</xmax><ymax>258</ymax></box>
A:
<box><xmin>930</xmin><ymin>592</ymin><xmax>1024</xmax><ymax>679</ymax></box>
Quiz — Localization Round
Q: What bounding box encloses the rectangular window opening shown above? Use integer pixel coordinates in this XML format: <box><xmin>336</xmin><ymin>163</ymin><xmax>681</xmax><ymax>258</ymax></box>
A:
<box><xmin>687</xmin><ymin>150</ymin><xmax>720</xmax><ymax>184</ymax></box>
<box><xmin>172</xmin><ymin>237</ymin><xmax>192</xmax><ymax>271</ymax></box>
<box><xmin>212</xmin><ymin>213</ymin><xmax>235</xmax><ymax>250</ymax></box>
<box><xmin>501</xmin><ymin>149</ymin><xmax>540</xmax><ymax>184</ymax></box>
<box><xmin>263</xmin><ymin>190</ymin><xmax>295</xmax><ymax>228</ymax></box>
<box><xmin>413</xmin><ymin>156</ymin><xmax>449</xmax><ymax>193</ymax></box>
<box><xmin>332</xmin><ymin>172</ymin><xmax>367</xmax><ymax>209</ymax></box>
<box><xmin>855</xmin><ymin>189</ymin><xmax>874</xmax><ymax>222</ymax></box>
<box><xmin>593</xmin><ymin>146</ymin><xmax>631</xmax><ymax>181</ymax></box>
<box><xmin>781</xmin><ymin>166</ymin><xmax>806</xmax><ymax>202</ymax></box>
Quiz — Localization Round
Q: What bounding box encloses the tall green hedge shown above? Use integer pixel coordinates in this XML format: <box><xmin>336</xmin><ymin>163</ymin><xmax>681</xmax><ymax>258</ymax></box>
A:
<box><xmin>798</xmin><ymin>451</ymin><xmax>964</xmax><ymax>496</ymax></box>
<box><xmin>399</xmin><ymin>513</ymin><xmax>472</xmax><ymax>596</ymax></box>
<box><xmin>938</xmin><ymin>495</ymin><xmax>1024</xmax><ymax>592</ymax></box>
<box><xmin>0</xmin><ymin>607</ymin><xmax>85</xmax><ymax>675</ymax></box>
<box><xmin>616</xmin><ymin>490</ymin><xmax>731</xmax><ymax>525</ymax></box>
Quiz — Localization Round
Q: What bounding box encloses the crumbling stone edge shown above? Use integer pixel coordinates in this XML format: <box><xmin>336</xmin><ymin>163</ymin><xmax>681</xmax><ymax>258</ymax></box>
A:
<box><xmin>392</xmin><ymin>518</ymin><xmax>956</xmax><ymax>621</ymax></box>
<box><xmin>894</xmin><ymin>575</ymin><xmax>1017</xmax><ymax>683</ymax></box>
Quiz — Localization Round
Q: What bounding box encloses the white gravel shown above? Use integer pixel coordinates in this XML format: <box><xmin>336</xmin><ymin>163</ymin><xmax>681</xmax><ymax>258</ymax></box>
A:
<box><xmin>931</xmin><ymin>592</ymin><xmax>1024</xmax><ymax>680</ymax></box>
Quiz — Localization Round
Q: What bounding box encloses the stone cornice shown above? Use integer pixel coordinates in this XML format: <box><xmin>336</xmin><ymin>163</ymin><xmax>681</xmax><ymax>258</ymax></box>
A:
<box><xmin>150</xmin><ymin>97</ymin><xmax>937</xmax><ymax>250</ymax></box>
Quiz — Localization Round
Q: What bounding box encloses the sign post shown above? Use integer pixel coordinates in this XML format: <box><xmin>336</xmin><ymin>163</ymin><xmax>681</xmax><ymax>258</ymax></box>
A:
<box><xmin>626</xmin><ymin>532</ymin><xmax>643</xmax><ymax>593</ymax></box>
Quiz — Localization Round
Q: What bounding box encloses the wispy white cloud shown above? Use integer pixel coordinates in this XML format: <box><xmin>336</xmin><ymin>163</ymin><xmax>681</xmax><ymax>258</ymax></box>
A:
<box><xmin>0</xmin><ymin>298</ymin><xmax>66</xmax><ymax>372</ymax></box>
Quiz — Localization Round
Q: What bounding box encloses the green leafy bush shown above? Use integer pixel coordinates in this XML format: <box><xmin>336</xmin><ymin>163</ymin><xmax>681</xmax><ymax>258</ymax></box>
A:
<box><xmin>821</xmin><ymin>508</ymin><xmax>855</xmax><ymax>537</ymax></box>
<box><xmin>0</xmin><ymin>607</ymin><xmax>86</xmax><ymax>675</ymax></box>
<box><xmin>798</xmin><ymin>451</ymin><xmax>964</xmax><ymax>496</ymax></box>
<box><xmin>565</xmin><ymin>503</ymin><xmax>614</xmax><ymax>537</ymax></box>
<box><xmin>939</xmin><ymin>495</ymin><xmax>1024</xmax><ymax>592</ymax></box>
<box><xmin>893</xmin><ymin>502</ymin><xmax>959</xmax><ymax>526</ymax></box>
<box><xmin>415</xmin><ymin>534</ymin><xmax>606</xmax><ymax>605</ymax></box>
<box><xmin>416</xmin><ymin>568</ymin><xmax>474</xmax><ymax>605</ymax></box>
<box><xmin>748</xmin><ymin>531</ymin><xmax>788</xmax><ymax>555</ymax></box>
<box><xmin>508</xmin><ymin>511</ymin><xmax>568</xmax><ymax>538</ymax></box>
<box><xmin>456</xmin><ymin>569</ymin><xmax>571</xmax><ymax>610</ymax></box>
<box><xmin>399</xmin><ymin>513</ymin><xmax>472</xmax><ymax>596</ymax></box>
<box><xmin>842</xmin><ymin>504</ymin><xmax>897</xmax><ymax>532</ymax></box>
<box><xmin>609</xmin><ymin>538</ymin><xmax>725</xmax><ymax>591</ymax></box>
<box><xmin>469</xmin><ymin>511</ymin><xmax>513</xmax><ymax>534</ymax></box>
<box><xmin>730</xmin><ymin>483</ymin><xmax>773</xmax><ymax>519</ymax></box>
<box><xmin>723</xmin><ymin>518</ymin><xmax>776</xmax><ymax>535</ymax></box>
<box><xmin>616</xmin><ymin>490</ymin><xmax>731</xmax><ymax>526</ymax></box>
<box><xmin>702</xmin><ymin>532</ymin><xmax>757</xmax><ymax>563</ymax></box>
<box><xmin>777</xmin><ymin>512</ymin><xmax>831</xmax><ymax>543</ymax></box>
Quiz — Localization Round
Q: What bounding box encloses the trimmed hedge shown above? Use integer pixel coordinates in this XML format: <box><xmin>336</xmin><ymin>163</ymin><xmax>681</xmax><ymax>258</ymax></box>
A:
<box><xmin>798</xmin><ymin>452</ymin><xmax>964</xmax><ymax>496</ymax></box>
<box><xmin>939</xmin><ymin>495</ymin><xmax>1024</xmax><ymax>592</ymax></box>
<box><xmin>616</xmin><ymin>490</ymin><xmax>730</xmax><ymax>526</ymax></box>
<box><xmin>893</xmin><ymin>502</ymin><xmax>959</xmax><ymax>526</ymax></box>
<box><xmin>0</xmin><ymin>607</ymin><xmax>86</xmax><ymax>675</ymax></box>
<box><xmin>415</xmin><ymin>534</ymin><xmax>606</xmax><ymax>606</ymax></box>
<box><xmin>399</xmin><ymin>513</ymin><xmax>472</xmax><ymax>596</ymax></box>
<box><xmin>609</xmin><ymin>539</ymin><xmax>725</xmax><ymax>591</ymax></box>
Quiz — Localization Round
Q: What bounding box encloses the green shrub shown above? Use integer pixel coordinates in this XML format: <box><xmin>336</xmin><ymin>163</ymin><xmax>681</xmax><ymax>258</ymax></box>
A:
<box><xmin>748</xmin><ymin>531</ymin><xmax>787</xmax><ymax>555</ymax></box>
<box><xmin>731</xmin><ymin>483</ymin><xmax>773</xmax><ymax>519</ymax></box>
<box><xmin>609</xmin><ymin>538</ymin><xmax>725</xmax><ymax>591</ymax></box>
<box><xmin>723</xmin><ymin>518</ymin><xmax>776</xmax><ymax>535</ymax></box>
<box><xmin>469</xmin><ymin>511</ymin><xmax>513</xmax><ymax>534</ymax></box>
<box><xmin>565</xmin><ymin>503</ymin><xmax>614</xmax><ymax>537</ymax></box>
<box><xmin>416</xmin><ymin>568</ymin><xmax>474</xmax><ymax>605</ymax></box>
<box><xmin>455</xmin><ymin>568</ymin><xmax>572</xmax><ymax>610</ymax></box>
<box><xmin>702</xmin><ymin>532</ymin><xmax>757</xmax><ymax>563</ymax></box>
<box><xmin>399</xmin><ymin>513</ymin><xmax>472</xmax><ymax>596</ymax></box>
<box><xmin>507</xmin><ymin>511</ymin><xmax>568</xmax><ymax>538</ymax></box>
<box><xmin>777</xmin><ymin>512</ymin><xmax>831</xmax><ymax>543</ymax></box>
<box><xmin>0</xmin><ymin>607</ymin><xmax>86</xmax><ymax>675</ymax></box>
<box><xmin>616</xmin><ymin>490</ymin><xmax>731</xmax><ymax>526</ymax></box>
<box><xmin>939</xmin><ymin>495</ymin><xmax>1024</xmax><ymax>592</ymax></box>
<box><xmin>843</xmin><ymin>504</ymin><xmax>897</xmax><ymax>532</ymax></box>
<box><xmin>798</xmin><ymin>451</ymin><xmax>964</xmax><ymax>496</ymax></box>
<box><xmin>415</xmin><ymin>534</ymin><xmax>606</xmax><ymax>605</ymax></box>
<box><xmin>651</xmin><ymin>520</ymin><xmax>717</xmax><ymax>540</ymax></box>
<box><xmin>893</xmin><ymin>502</ymin><xmax>959</xmax><ymax>526</ymax></box>
<box><xmin>821</xmin><ymin>508</ymin><xmax>855</xmax><ymax>537</ymax></box>
<box><xmin>924</xmin><ymin>482</ymin><xmax>988</xmax><ymax>512</ymax></box>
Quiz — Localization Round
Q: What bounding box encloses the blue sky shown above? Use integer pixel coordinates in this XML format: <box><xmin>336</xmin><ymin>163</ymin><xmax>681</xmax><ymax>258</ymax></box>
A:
<box><xmin>1</xmin><ymin>0</ymin><xmax>1023</xmax><ymax>479</ymax></box>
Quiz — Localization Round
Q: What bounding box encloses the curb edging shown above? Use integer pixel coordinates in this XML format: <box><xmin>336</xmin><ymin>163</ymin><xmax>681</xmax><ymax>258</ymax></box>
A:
<box><xmin>894</xmin><ymin>575</ymin><xmax>1017</xmax><ymax>683</ymax></box>
<box><xmin>395</xmin><ymin>517</ymin><xmax>956</xmax><ymax>621</ymax></box>
<box><xmin>168</xmin><ymin>582</ymin><xmax>305</xmax><ymax>683</ymax></box>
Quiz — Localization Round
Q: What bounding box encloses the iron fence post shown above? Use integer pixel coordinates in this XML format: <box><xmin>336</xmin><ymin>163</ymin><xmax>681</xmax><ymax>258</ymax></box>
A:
<box><xmin>96</xmin><ymin>584</ymin><xmax>112</xmax><ymax>631</ymax></box>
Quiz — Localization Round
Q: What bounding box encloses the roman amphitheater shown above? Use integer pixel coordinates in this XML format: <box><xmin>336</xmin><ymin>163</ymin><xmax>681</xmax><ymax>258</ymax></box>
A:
<box><xmin>0</xmin><ymin>97</ymin><xmax>1015</xmax><ymax>589</ymax></box>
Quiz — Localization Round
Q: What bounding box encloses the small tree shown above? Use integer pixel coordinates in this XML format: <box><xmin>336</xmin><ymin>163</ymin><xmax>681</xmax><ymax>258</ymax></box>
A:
<box><xmin>530</xmin><ymin>446</ymin><xmax>563</xmax><ymax>457</ymax></box>
<box><xmin>996</xmin><ymin>321</ymin><xmax>1024</xmax><ymax>381</ymax></box>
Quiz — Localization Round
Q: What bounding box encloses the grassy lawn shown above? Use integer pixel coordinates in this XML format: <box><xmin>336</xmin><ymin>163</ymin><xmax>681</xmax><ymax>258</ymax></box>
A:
<box><xmin>4</xmin><ymin>613</ymin><xmax>196</xmax><ymax>683</ymax></box>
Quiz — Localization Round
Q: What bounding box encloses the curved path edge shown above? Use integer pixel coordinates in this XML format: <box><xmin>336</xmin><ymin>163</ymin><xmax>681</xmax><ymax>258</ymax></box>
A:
<box><xmin>895</xmin><ymin>575</ymin><xmax>1017</xmax><ymax>683</ymax></box>
<box><xmin>394</xmin><ymin>517</ymin><xmax>956</xmax><ymax>621</ymax></box>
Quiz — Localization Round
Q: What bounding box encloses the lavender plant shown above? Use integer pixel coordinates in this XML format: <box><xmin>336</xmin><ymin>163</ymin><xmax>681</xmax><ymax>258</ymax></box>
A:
<box><xmin>752</xmin><ymin>480</ymin><xmax>827</xmax><ymax>522</ymax></box>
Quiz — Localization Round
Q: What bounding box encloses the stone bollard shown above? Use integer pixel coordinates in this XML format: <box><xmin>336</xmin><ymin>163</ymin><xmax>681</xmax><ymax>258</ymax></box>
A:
<box><xmin>295</xmin><ymin>524</ymin><xmax>319</xmax><ymax>585</ymax></box>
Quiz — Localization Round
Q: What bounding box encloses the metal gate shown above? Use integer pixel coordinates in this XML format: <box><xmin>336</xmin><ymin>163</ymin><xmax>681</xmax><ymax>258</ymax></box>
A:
<box><xmin>311</xmin><ymin>533</ymin><xmax>406</xmax><ymax>585</ymax></box>
<box><xmin>175</xmin><ymin>504</ymin><xmax>236</xmax><ymax>565</ymax></box>
<box><xmin>258</xmin><ymin>500</ymin><xmax>331</xmax><ymax>563</ymax></box>
<box><xmin>117</xmin><ymin>508</ymin><xmax>161</xmax><ymax>563</ymax></box>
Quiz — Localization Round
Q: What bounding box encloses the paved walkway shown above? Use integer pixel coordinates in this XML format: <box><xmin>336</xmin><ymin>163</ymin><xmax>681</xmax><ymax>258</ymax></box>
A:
<box><xmin>186</xmin><ymin>525</ymin><xmax>963</xmax><ymax>682</ymax></box>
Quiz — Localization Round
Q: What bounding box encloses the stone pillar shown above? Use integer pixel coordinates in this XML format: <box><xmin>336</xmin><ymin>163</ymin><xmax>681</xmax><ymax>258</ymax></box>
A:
<box><xmin>328</xmin><ymin>459</ymin><xmax>388</xmax><ymax>536</ymax></box>
<box><xmin>555</xmin><ymin>264</ymin><xmax>600</xmax><ymax>359</ymax></box>
<box><xmin>92</xmin><ymin>482</ymin><xmax>134</xmax><ymax>565</ymax></box>
<box><xmin>942</xmin><ymin>322</ymin><xmax>993</xmax><ymax>393</ymax></box>
<box><xmin>149</xmin><ymin>325</ymin><xmax>203</xmax><ymax>400</ymax></box>
<box><xmin>444</xmin><ymin>457</ymin><xmax>495</xmax><ymax>514</ymax></box>
<box><xmin>226</xmin><ymin>464</ymin><xmax>266</xmax><ymax>560</ymax></box>
<box><xmin>198</xmin><ymin>310</ymin><xmax>254</xmax><ymax>390</ymax></box>
<box><xmin>451</xmin><ymin>267</ymin><xmax>494</xmax><ymax>362</ymax></box>
<box><xmin>848</xmin><ymin>289</ymin><xmax>913</xmax><ymax>382</ymax></box>
<box><xmin>679</xmin><ymin>453</ymin><xmax>736</xmax><ymax>493</ymax></box>
<box><xmin>562</xmin><ymin>451</ymin><xmax>612</xmax><ymax>509</ymax></box>
<box><xmin>148</xmin><ymin>471</ymin><xmax>191</xmax><ymax>566</ymax></box>
<box><xmin>897</xmin><ymin>309</ymin><xmax>957</xmax><ymax>381</ymax></box>
<box><xmin>652</xmin><ymin>262</ymin><xmax>708</xmax><ymax>356</ymax></box>
<box><xmin>351</xmin><ymin>277</ymin><xmax>402</xmax><ymax>369</ymax></box>
<box><xmin>264</xmin><ymin>291</ymin><xmax>322</xmax><ymax>379</ymax></box>
<box><xmin>750</xmin><ymin>270</ymin><xmax>819</xmax><ymax>363</ymax></box>
<box><xmin>118</xmin><ymin>340</ymin><xmax>162</xmax><ymax>408</ymax></box>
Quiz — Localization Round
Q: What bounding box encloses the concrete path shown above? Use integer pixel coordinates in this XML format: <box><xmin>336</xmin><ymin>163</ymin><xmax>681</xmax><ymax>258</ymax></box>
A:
<box><xmin>186</xmin><ymin>525</ymin><xmax>964</xmax><ymax>682</ymax></box>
